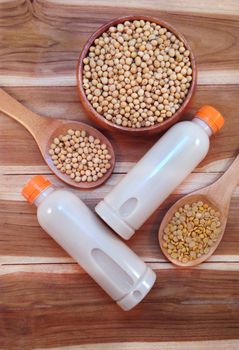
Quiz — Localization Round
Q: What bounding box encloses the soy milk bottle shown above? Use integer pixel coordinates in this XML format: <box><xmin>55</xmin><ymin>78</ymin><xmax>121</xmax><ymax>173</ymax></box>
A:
<box><xmin>22</xmin><ymin>176</ymin><xmax>156</xmax><ymax>311</ymax></box>
<box><xmin>96</xmin><ymin>105</ymin><xmax>224</xmax><ymax>239</ymax></box>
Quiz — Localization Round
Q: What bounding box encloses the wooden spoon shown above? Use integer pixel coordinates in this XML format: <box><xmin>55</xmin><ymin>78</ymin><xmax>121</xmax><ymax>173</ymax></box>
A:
<box><xmin>0</xmin><ymin>88</ymin><xmax>115</xmax><ymax>188</ymax></box>
<box><xmin>158</xmin><ymin>154</ymin><xmax>239</xmax><ymax>267</ymax></box>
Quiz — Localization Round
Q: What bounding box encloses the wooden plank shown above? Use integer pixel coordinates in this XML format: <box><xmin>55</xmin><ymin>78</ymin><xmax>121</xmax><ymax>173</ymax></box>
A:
<box><xmin>2</xmin><ymin>0</ymin><xmax>239</xmax><ymax>18</ymax></box>
<box><xmin>0</xmin><ymin>1</ymin><xmax>239</xmax><ymax>85</ymax></box>
<box><xmin>35</xmin><ymin>339</ymin><xmax>239</xmax><ymax>350</ymax></box>
<box><xmin>0</xmin><ymin>189</ymin><xmax>238</xmax><ymax>263</ymax></box>
<box><xmin>2</xmin><ymin>262</ymin><xmax>239</xmax><ymax>275</ymax></box>
<box><xmin>199</xmin><ymin>70</ymin><xmax>239</xmax><ymax>86</ymax></box>
<box><xmin>1</xmin><ymin>71</ymin><xmax>239</xmax><ymax>87</ymax></box>
<box><xmin>0</xmin><ymin>85</ymin><xmax>238</xmax><ymax>169</ymax></box>
<box><xmin>1</xmin><ymin>172</ymin><xmax>239</xmax><ymax>201</ymax></box>
<box><xmin>38</xmin><ymin>0</ymin><xmax>239</xmax><ymax>17</ymax></box>
<box><xmin>0</xmin><ymin>157</ymin><xmax>236</xmax><ymax>174</ymax></box>
<box><xmin>0</xmin><ymin>266</ymin><xmax>239</xmax><ymax>349</ymax></box>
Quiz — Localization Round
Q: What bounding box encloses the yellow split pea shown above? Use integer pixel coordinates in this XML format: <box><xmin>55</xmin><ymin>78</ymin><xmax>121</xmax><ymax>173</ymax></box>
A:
<box><xmin>83</xmin><ymin>19</ymin><xmax>193</xmax><ymax>128</ymax></box>
<box><xmin>162</xmin><ymin>201</ymin><xmax>221</xmax><ymax>263</ymax></box>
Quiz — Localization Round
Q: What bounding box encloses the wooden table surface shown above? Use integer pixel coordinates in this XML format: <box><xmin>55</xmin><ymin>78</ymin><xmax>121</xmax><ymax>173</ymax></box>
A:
<box><xmin>0</xmin><ymin>1</ymin><xmax>239</xmax><ymax>349</ymax></box>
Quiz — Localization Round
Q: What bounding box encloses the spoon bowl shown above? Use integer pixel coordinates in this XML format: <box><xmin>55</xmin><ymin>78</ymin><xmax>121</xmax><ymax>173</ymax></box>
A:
<box><xmin>0</xmin><ymin>88</ymin><xmax>115</xmax><ymax>189</ymax></box>
<box><xmin>44</xmin><ymin>120</ymin><xmax>115</xmax><ymax>188</ymax></box>
<box><xmin>158</xmin><ymin>193</ymin><xmax>226</xmax><ymax>267</ymax></box>
<box><xmin>158</xmin><ymin>154</ymin><xmax>239</xmax><ymax>267</ymax></box>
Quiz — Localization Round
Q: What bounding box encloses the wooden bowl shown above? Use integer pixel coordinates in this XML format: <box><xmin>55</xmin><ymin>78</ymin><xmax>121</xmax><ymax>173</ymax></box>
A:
<box><xmin>76</xmin><ymin>15</ymin><xmax>197</xmax><ymax>135</ymax></box>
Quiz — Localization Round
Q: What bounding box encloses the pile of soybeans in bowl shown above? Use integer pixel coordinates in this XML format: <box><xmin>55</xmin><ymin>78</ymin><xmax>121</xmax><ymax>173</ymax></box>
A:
<box><xmin>82</xmin><ymin>19</ymin><xmax>193</xmax><ymax>129</ymax></box>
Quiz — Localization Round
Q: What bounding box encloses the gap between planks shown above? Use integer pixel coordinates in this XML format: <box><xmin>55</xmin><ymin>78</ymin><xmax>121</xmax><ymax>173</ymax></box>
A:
<box><xmin>1</xmin><ymin>258</ymin><xmax>239</xmax><ymax>269</ymax></box>
<box><xmin>0</xmin><ymin>157</ymin><xmax>235</xmax><ymax>175</ymax></box>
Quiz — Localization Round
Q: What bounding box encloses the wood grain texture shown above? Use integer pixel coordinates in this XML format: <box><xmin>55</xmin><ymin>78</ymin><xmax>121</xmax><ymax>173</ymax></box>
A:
<box><xmin>37</xmin><ymin>339</ymin><xmax>239</xmax><ymax>350</ymax></box>
<box><xmin>0</xmin><ymin>85</ymin><xmax>238</xmax><ymax>168</ymax></box>
<box><xmin>0</xmin><ymin>0</ymin><xmax>239</xmax><ymax>85</ymax></box>
<box><xmin>34</xmin><ymin>0</ymin><xmax>239</xmax><ymax>17</ymax></box>
<box><xmin>0</xmin><ymin>266</ymin><xmax>239</xmax><ymax>349</ymax></box>
<box><xmin>0</xmin><ymin>0</ymin><xmax>239</xmax><ymax>348</ymax></box>
<box><xmin>0</xmin><ymin>174</ymin><xmax>238</xmax><ymax>264</ymax></box>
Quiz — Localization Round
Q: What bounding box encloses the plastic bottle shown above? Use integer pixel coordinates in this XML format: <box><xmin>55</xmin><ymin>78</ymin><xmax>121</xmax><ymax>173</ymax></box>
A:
<box><xmin>95</xmin><ymin>105</ymin><xmax>224</xmax><ymax>240</ymax></box>
<box><xmin>22</xmin><ymin>176</ymin><xmax>156</xmax><ymax>311</ymax></box>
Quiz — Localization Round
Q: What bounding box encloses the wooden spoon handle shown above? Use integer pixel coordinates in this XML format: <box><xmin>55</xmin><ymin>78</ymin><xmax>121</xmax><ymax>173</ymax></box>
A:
<box><xmin>207</xmin><ymin>153</ymin><xmax>239</xmax><ymax>205</ymax></box>
<box><xmin>0</xmin><ymin>88</ymin><xmax>49</xmax><ymax>138</ymax></box>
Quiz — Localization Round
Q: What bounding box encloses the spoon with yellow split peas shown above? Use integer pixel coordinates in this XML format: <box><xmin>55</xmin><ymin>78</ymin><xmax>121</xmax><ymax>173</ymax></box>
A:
<box><xmin>158</xmin><ymin>154</ymin><xmax>239</xmax><ymax>266</ymax></box>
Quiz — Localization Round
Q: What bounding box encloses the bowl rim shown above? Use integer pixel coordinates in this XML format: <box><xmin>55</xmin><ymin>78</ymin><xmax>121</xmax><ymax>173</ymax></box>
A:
<box><xmin>76</xmin><ymin>15</ymin><xmax>197</xmax><ymax>134</ymax></box>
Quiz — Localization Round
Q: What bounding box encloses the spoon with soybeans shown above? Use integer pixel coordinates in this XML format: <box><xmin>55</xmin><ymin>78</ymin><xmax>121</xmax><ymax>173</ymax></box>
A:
<box><xmin>158</xmin><ymin>154</ymin><xmax>239</xmax><ymax>267</ymax></box>
<box><xmin>0</xmin><ymin>88</ymin><xmax>115</xmax><ymax>188</ymax></box>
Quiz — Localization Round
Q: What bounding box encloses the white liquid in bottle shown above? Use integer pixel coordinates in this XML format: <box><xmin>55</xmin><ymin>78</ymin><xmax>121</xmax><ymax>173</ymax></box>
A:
<box><xmin>22</xmin><ymin>177</ymin><xmax>156</xmax><ymax>311</ymax></box>
<box><xmin>95</xmin><ymin>106</ymin><xmax>224</xmax><ymax>240</ymax></box>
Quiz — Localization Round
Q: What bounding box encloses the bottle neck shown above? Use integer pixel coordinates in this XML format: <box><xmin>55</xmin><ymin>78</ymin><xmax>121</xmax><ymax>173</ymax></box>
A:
<box><xmin>33</xmin><ymin>185</ymin><xmax>56</xmax><ymax>207</ymax></box>
<box><xmin>192</xmin><ymin>117</ymin><xmax>213</xmax><ymax>136</ymax></box>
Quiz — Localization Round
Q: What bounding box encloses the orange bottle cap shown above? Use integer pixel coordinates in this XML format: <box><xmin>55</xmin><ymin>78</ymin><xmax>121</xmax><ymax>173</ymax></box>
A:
<box><xmin>196</xmin><ymin>105</ymin><xmax>224</xmax><ymax>134</ymax></box>
<box><xmin>22</xmin><ymin>175</ymin><xmax>52</xmax><ymax>203</ymax></box>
